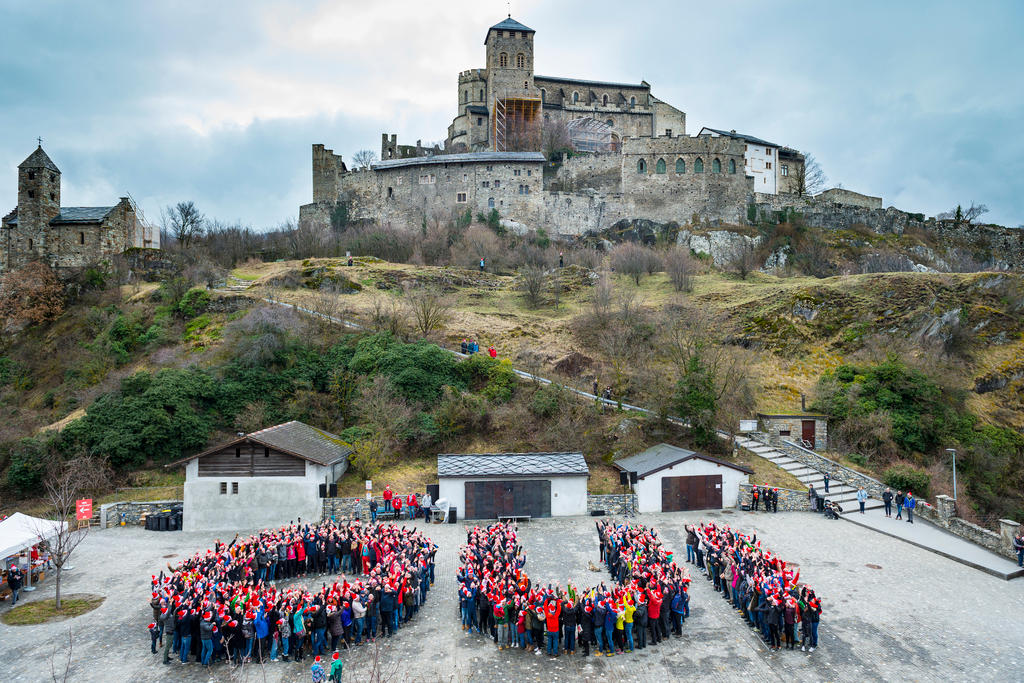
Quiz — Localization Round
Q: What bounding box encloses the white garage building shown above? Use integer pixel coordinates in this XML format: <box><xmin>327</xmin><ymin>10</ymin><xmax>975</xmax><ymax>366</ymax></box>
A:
<box><xmin>169</xmin><ymin>421</ymin><xmax>351</xmax><ymax>531</ymax></box>
<box><xmin>614</xmin><ymin>443</ymin><xmax>752</xmax><ymax>513</ymax></box>
<box><xmin>437</xmin><ymin>452</ymin><xmax>589</xmax><ymax>520</ymax></box>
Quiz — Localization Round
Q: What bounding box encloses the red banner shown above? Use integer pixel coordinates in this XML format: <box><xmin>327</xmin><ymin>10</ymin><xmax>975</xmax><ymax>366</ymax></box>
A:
<box><xmin>76</xmin><ymin>498</ymin><xmax>93</xmax><ymax>521</ymax></box>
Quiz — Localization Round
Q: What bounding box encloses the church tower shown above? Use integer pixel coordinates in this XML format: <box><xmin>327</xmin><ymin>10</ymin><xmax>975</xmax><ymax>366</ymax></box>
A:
<box><xmin>16</xmin><ymin>145</ymin><xmax>61</xmax><ymax>257</ymax></box>
<box><xmin>484</xmin><ymin>17</ymin><xmax>540</xmax><ymax>151</ymax></box>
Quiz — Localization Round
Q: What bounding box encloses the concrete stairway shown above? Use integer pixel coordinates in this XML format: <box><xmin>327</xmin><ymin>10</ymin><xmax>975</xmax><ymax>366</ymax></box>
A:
<box><xmin>736</xmin><ymin>436</ymin><xmax>884</xmax><ymax>512</ymax></box>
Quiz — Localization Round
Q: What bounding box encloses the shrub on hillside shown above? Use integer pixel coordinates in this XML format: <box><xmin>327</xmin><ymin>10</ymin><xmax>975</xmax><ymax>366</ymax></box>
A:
<box><xmin>883</xmin><ymin>464</ymin><xmax>931</xmax><ymax>498</ymax></box>
<box><xmin>530</xmin><ymin>383</ymin><xmax>567</xmax><ymax>419</ymax></box>
<box><xmin>177</xmin><ymin>288</ymin><xmax>211</xmax><ymax>318</ymax></box>
<box><xmin>5</xmin><ymin>438</ymin><xmax>48</xmax><ymax>494</ymax></box>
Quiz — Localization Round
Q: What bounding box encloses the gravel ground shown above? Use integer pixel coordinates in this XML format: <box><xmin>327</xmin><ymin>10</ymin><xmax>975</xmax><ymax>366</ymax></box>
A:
<box><xmin>1</xmin><ymin>510</ymin><xmax>1022</xmax><ymax>682</ymax></box>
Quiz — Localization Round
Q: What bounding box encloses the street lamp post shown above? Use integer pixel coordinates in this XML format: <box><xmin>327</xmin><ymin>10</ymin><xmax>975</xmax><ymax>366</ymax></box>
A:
<box><xmin>945</xmin><ymin>448</ymin><xmax>957</xmax><ymax>501</ymax></box>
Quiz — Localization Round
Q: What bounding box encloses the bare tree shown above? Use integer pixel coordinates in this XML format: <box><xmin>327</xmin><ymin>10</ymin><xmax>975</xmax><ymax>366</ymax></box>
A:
<box><xmin>368</xmin><ymin>293</ymin><xmax>409</xmax><ymax>339</ymax></box>
<box><xmin>519</xmin><ymin>265</ymin><xmax>548</xmax><ymax>308</ymax></box>
<box><xmin>308</xmin><ymin>286</ymin><xmax>345</xmax><ymax>337</ymax></box>
<box><xmin>352</xmin><ymin>149</ymin><xmax>377</xmax><ymax>170</ymax></box>
<box><xmin>33</xmin><ymin>456</ymin><xmax>111</xmax><ymax>611</ymax></box>
<box><xmin>404</xmin><ymin>284</ymin><xmax>452</xmax><ymax>338</ymax></box>
<box><xmin>49</xmin><ymin>627</ymin><xmax>74</xmax><ymax>683</ymax></box>
<box><xmin>794</xmin><ymin>153</ymin><xmax>827</xmax><ymax>197</ymax></box>
<box><xmin>611</xmin><ymin>243</ymin><xmax>660</xmax><ymax>285</ymax></box>
<box><xmin>163</xmin><ymin>201</ymin><xmax>205</xmax><ymax>249</ymax></box>
<box><xmin>724</xmin><ymin>238</ymin><xmax>759</xmax><ymax>280</ymax></box>
<box><xmin>541</xmin><ymin>118</ymin><xmax>573</xmax><ymax>161</ymax></box>
<box><xmin>937</xmin><ymin>201</ymin><xmax>989</xmax><ymax>227</ymax></box>
<box><xmin>588</xmin><ymin>274</ymin><xmax>615</xmax><ymax>327</ymax></box>
<box><xmin>664</xmin><ymin>246</ymin><xmax>696</xmax><ymax>292</ymax></box>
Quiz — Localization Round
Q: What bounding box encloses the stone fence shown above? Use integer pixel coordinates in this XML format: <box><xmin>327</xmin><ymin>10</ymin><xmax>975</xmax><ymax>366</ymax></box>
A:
<box><xmin>737</xmin><ymin>485</ymin><xmax>811</xmax><ymax>512</ymax></box>
<box><xmin>778</xmin><ymin>440</ymin><xmax>888</xmax><ymax>498</ymax></box>
<box><xmin>915</xmin><ymin>495</ymin><xmax>1021</xmax><ymax>561</ymax></box>
<box><xmin>99</xmin><ymin>500</ymin><xmax>181</xmax><ymax>528</ymax></box>
<box><xmin>322</xmin><ymin>493</ymin><xmax>639</xmax><ymax>521</ymax></box>
<box><xmin>587</xmin><ymin>494</ymin><xmax>637</xmax><ymax>516</ymax></box>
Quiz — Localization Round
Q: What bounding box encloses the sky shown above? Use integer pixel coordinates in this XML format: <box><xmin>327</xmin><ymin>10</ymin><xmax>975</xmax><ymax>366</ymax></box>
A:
<box><xmin>1</xmin><ymin>0</ymin><xmax>1022</xmax><ymax>229</ymax></box>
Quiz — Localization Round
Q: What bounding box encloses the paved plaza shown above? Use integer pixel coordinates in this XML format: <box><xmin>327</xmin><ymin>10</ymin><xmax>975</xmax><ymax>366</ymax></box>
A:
<box><xmin>1</xmin><ymin>510</ymin><xmax>1022</xmax><ymax>682</ymax></box>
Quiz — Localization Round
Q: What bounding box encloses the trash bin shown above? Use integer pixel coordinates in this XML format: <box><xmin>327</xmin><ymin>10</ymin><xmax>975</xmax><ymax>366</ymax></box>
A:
<box><xmin>158</xmin><ymin>513</ymin><xmax>168</xmax><ymax>531</ymax></box>
<box><xmin>168</xmin><ymin>514</ymin><xmax>178</xmax><ymax>531</ymax></box>
<box><xmin>144</xmin><ymin>515</ymin><xmax>154</xmax><ymax>531</ymax></box>
<box><xmin>448</xmin><ymin>507</ymin><xmax>457</xmax><ymax>524</ymax></box>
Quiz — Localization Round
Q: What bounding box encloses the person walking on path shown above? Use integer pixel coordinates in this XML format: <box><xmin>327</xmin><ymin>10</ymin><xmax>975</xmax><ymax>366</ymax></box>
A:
<box><xmin>6</xmin><ymin>565</ymin><xmax>22</xmax><ymax>607</ymax></box>
<box><xmin>876</xmin><ymin>489</ymin><xmax>892</xmax><ymax>516</ymax></box>
<box><xmin>807</xmin><ymin>485</ymin><xmax>817</xmax><ymax>513</ymax></box>
<box><xmin>479</xmin><ymin>257</ymin><xmax>485</xmax><ymax>272</ymax></box>
<box><xmin>856</xmin><ymin>488</ymin><xmax>868</xmax><ymax>514</ymax></box>
<box><xmin>904</xmin><ymin>492</ymin><xmax>916</xmax><ymax>523</ymax></box>
<box><xmin>823</xmin><ymin>472</ymin><xmax>830</xmax><ymax>493</ymax></box>
<box><xmin>894</xmin><ymin>491</ymin><xmax>904</xmax><ymax>520</ymax></box>
<box><xmin>1014</xmin><ymin>530</ymin><xmax>1024</xmax><ymax>567</ymax></box>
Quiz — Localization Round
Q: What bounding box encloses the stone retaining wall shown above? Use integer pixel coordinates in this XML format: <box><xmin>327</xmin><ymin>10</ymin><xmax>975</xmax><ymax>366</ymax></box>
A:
<box><xmin>99</xmin><ymin>500</ymin><xmax>181</xmax><ymax>528</ymax></box>
<box><xmin>737</xmin><ymin>484</ymin><xmax>811</xmax><ymax>512</ymax></box>
<box><xmin>587</xmin><ymin>494</ymin><xmax>637</xmax><ymax>515</ymax></box>
<box><xmin>778</xmin><ymin>440</ymin><xmax>888</xmax><ymax>498</ymax></box>
<box><xmin>915</xmin><ymin>495</ymin><xmax>1021</xmax><ymax>561</ymax></box>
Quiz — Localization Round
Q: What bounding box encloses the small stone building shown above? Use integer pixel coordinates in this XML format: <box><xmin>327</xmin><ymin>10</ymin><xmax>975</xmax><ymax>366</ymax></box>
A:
<box><xmin>437</xmin><ymin>452</ymin><xmax>589</xmax><ymax>520</ymax></box>
<box><xmin>757</xmin><ymin>413</ymin><xmax>828</xmax><ymax>450</ymax></box>
<box><xmin>614</xmin><ymin>443</ymin><xmax>752</xmax><ymax>513</ymax></box>
<box><xmin>1</xmin><ymin>145</ymin><xmax>158</xmax><ymax>275</ymax></box>
<box><xmin>169</xmin><ymin>421</ymin><xmax>351</xmax><ymax>532</ymax></box>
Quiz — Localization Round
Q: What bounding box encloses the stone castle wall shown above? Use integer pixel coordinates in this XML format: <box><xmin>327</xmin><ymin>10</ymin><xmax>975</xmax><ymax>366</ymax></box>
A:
<box><xmin>545</xmin><ymin>153</ymin><xmax>622</xmax><ymax>193</ymax></box>
<box><xmin>817</xmin><ymin>187</ymin><xmax>883</xmax><ymax>209</ymax></box>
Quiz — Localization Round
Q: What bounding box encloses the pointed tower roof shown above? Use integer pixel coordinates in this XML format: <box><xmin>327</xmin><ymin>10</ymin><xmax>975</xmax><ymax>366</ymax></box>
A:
<box><xmin>486</xmin><ymin>16</ymin><xmax>534</xmax><ymax>43</ymax></box>
<box><xmin>19</xmin><ymin>146</ymin><xmax>60</xmax><ymax>173</ymax></box>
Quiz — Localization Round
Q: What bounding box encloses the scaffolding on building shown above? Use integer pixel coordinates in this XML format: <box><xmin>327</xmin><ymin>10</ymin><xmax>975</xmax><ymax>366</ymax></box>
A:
<box><xmin>493</xmin><ymin>91</ymin><xmax>542</xmax><ymax>152</ymax></box>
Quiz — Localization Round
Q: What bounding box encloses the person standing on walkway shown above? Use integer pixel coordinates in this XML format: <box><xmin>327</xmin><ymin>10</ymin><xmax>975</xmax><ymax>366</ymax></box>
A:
<box><xmin>904</xmin><ymin>492</ymin><xmax>916</xmax><ymax>523</ymax></box>
<box><xmin>382</xmin><ymin>486</ymin><xmax>393</xmax><ymax>514</ymax></box>
<box><xmin>857</xmin><ymin>487</ymin><xmax>868</xmax><ymax>514</ymax></box>
<box><xmin>882</xmin><ymin>488</ymin><xmax>893</xmax><ymax>517</ymax></box>
<box><xmin>894</xmin><ymin>491</ymin><xmax>904</xmax><ymax>520</ymax></box>
<box><xmin>807</xmin><ymin>484</ymin><xmax>817</xmax><ymax>513</ymax></box>
<box><xmin>823</xmin><ymin>472</ymin><xmax>830</xmax><ymax>493</ymax></box>
<box><xmin>6</xmin><ymin>564</ymin><xmax>22</xmax><ymax>607</ymax></box>
<box><xmin>1014</xmin><ymin>530</ymin><xmax>1024</xmax><ymax>567</ymax></box>
<box><xmin>479</xmin><ymin>257</ymin><xmax>485</xmax><ymax>272</ymax></box>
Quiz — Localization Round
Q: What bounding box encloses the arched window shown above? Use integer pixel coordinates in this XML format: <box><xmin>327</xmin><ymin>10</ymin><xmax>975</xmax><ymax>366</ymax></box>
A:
<box><xmin>488</xmin><ymin>197</ymin><xmax>495</xmax><ymax>208</ymax></box>
<box><xmin>675</xmin><ymin>158</ymin><xmax>685</xmax><ymax>173</ymax></box>
<box><xmin>479</xmin><ymin>89</ymin><xmax>483</xmax><ymax>100</ymax></box>
<box><xmin>630</xmin><ymin>96</ymin><xmax>636</xmax><ymax>106</ymax></box>
<box><xmin>728</xmin><ymin>159</ymin><xmax>737</xmax><ymax>174</ymax></box>
<box><xmin>79</xmin><ymin>231</ymin><xmax>85</xmax><ymax>244</ymax></box>
<box><xmin>573</xmin><ymin>91</ymin><xmax>579</xmax><ymax>103</ymax></box>
<box><xmin>655</xmin><ymin>158</ymin><xmax>666</xmax><ymax>174</ymax></box>
<box><xmin>637</xmin><ymin>159</ymin><xmax>647</xmax><ymax>174</ymax></box>
<box><xmin>694</xmin><ymin>157</ymin><xmax>704</xmax><ymax>173</ymax></box>
<box><xmin>499</xmin><ymin>53</ymin><xmax>508</xmax><ymax>67</ymax></box>
<box><xmin>540</xmin><ymin>88</ymin><xmax>545</xmax><ymax>102</ymax></box>
<box><xmin>606</xmin><ymin>119</ymin><xmax>614</xmax><ymax>127</ymax></box>
<box><xmin>516</xmin><ymin>53</ymin><xmax>525</xmax><ymax>68</ymax></box>
<box><xmin>602</xmin><ymin>94</ymin><xmax>608</xmax><ymax>106</ymax></box>
<box><xmin>712</xmin><ymin>158</ymin><xmax>722</xmax><ymax>173</ymax></box>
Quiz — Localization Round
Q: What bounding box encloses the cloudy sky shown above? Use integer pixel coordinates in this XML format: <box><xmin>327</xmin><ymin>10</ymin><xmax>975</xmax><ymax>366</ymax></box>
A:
<box><xmin>1</xmin><ymin>0</ymin><xmax>1021</xmax><ymax>228</ymax></box>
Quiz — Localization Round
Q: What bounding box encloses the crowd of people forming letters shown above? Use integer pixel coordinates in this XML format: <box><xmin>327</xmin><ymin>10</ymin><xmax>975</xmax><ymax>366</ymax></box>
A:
<box><xmin>146</xmin><ymin>517</ymin><xmax>436</xmax><ymax>679</ymax></box>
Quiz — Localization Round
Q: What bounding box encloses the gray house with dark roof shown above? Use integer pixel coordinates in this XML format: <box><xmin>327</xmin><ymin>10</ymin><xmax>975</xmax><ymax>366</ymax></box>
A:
<box><xmin>168</xmin><ymin>421</ymin><xmax>351</xmax><ymax>531</ymax></box>
<box><xmin>437</xmin><ymin>452</ymin><xmax>589</xmax><ymax>520</ymax></box>
<box><xmin>1</xmin><ymin>145</ymin><xmax>158</xmax><ymax>275</ymax></box>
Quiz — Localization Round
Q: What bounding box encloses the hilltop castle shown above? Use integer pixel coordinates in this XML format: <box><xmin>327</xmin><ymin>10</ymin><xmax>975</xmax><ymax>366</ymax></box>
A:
<box><xmin>1</xmin><ymin>146</ymin><xmax>158</xmax><ymax>274</ymax></box>
<box><xmin>300</xmin><ymin>17</ymin><xmax>866</xmax><ymax>237</ymax></box>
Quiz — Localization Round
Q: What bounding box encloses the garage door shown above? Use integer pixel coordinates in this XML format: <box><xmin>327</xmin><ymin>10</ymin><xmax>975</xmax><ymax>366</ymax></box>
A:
<box><xmin>661</xmin><ymin>475</ymin><xmax>722</xmax><ymax>512</ymax></box>
<box><xmin>464</xmin><ymin>480</ymin><xmax>551</xmax><ymax>519</ymax></box>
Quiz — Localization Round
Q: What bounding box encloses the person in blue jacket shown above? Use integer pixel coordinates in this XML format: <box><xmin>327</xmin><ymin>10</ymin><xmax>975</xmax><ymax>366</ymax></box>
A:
<box><xmin>904</xmin><ymin>492</ymin><xmax>916</xmax><ymax>523</ymax></box>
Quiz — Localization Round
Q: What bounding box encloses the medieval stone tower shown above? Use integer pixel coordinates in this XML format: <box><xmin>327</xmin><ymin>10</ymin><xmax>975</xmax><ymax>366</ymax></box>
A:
<box><xmin>484</xmin><ymin>17</ymin><xmax>540</xmax><ymax>151</ymax></box>
<box><xmin>16</xmin><ymin>146</ymin><xmax>61</xmax><ymax>256</ymax></box>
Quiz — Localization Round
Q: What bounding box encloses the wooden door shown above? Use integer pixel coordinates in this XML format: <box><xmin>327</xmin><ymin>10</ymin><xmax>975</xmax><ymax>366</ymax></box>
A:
<box><xmin>661</xmin><ymin>475</ymin><xmax>722</xmax><ymax>511</ymax></box>
<box><xmin>464</xmin><ymin>480</ymin><xmax>552</xmax><ymax>519</ymax></box>
<box><xmin>802</xmin><ymin>420</ymin><xmax>816</xmax><ymax>448</ymax></box>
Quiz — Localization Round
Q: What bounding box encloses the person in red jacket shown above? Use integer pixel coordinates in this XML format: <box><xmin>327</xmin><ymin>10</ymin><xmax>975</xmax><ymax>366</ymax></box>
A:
<box><xmin>294</xmin><ymin>540</ymin><xmax>306</xmax><ymax>578</ymax></box>
<box><xmin>406</xmin><ymin>493</ymin><xmax>418</xmax><ymax>520</ymax></box>
<box><xmin>488</xmin><ymin>347</ymin><xmax>497</xmax><ymax>358</ymax></box>
<box><xmin>392</xmin><ymin>496</ymin><xmax>403</xmax><ymax>518</ymax></box>
<box><xmin>382</xmin><ymin>486</ymin><xmax>393</xmax><ymax>513</ymax></box>
<box><xmin>544</xmin><ymin>596</ymin><xmax>561</xmax><ymax>656</ymax></box>
<box><xmin>646</xmin><ymin>587</ymin><xmax>664</xmax><ymax>644</ymax></box>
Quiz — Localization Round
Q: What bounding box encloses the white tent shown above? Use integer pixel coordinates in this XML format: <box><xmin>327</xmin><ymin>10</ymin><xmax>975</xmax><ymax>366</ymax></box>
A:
<box><xmin>0</xmin><ymin>512</ymin><xmax>63</xmax><ymax>561</ymax></box>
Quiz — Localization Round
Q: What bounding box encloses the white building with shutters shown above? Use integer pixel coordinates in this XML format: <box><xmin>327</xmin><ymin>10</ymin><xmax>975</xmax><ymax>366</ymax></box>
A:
<box><xmin>168</xmin><ymin>421</ymin><xmax>351</xmax><ymax>532</ymax></box>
